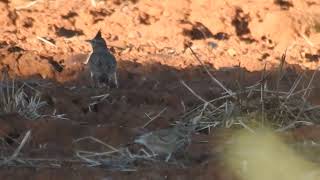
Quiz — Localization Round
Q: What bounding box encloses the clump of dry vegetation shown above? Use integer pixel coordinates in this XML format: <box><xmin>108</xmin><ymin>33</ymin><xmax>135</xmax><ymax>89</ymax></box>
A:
<box><xmin>0</xmin><ymin>79</ymin><xmax>46</xmax><ymax>120</ymax></box>
<box><xmin>179</xmin><ymin>49</ymin><xmax>320</xmax><ymax>133</ymax></box>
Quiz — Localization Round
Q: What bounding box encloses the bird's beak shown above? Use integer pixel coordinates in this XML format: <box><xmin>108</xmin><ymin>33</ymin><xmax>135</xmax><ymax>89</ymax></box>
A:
<box><xmin>85</xmin><ymin>39</ymin><xmax>91</xmax><ymax>43</ymax></box>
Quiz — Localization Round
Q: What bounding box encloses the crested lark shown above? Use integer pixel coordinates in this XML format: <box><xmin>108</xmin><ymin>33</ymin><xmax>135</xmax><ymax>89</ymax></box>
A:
<box><xmin>86</xmin><ymin>30</ymin><xmax>118</xmax><ymax>88</ymax></box>
<box><xmin>134</xmin><ymin>124</ymin><xmax>196</xmax><ymax>162</ymax></box>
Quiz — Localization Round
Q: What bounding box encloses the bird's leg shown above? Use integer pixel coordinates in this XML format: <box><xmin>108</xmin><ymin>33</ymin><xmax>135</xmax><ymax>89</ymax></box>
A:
<box><xmin>84</xmin><ymin>52</ymin><xmax>92</xmax><ymax>64</ymax></box>
<box><xmin>108</xmin><ymin>72</ymin><xmax>118</xmax><ymax>89</ymax></box>
<box><xmin>165</xmin><ymin>153</ymin><xmax>172</xmax><ymax>162</ymax></box>
<box><xmin>113</xmin><ymin>72</ymin><xmax>119</xmax><ymax>88</ymax></box>
<box><xmin>90</xmin><ymin>72</ymin><xmax>97</xmax><ymax>88</ymax></box>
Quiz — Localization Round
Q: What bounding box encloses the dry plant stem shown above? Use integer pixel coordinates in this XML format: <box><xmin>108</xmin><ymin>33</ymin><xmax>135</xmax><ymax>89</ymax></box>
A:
<box><xmin>188</xmin><ymin>47</ymin><xmax>234</xmax><ymax>97</ymax></box>
<box><xmin>302</xmin><ymin>113</ymin><xmax>312</xmax><ymax>122</ymax></box>
<box><xmin>237</xmin><ymin>120</ymin><xmax>255</xmax><ymax>133</ymax></box>
<box><xmin>76</xmin><ymin>150</ymin><xmax>118</xmax><ymax>157</ymax></box>
<box><xmin>181</xmin><ymin>100</ymin><xmax>186</xmax><ymax>113</ymax></box>
<box><xmin>260</xmin><ymin>63</ymin><xmax>267</xmax><ymax>125</ymax></box>
<box><xmin>289</xmin><ymin>87</ymin><xmax>315</xmax><ymax>97</ymax></box>
<box><xmin>208</xmin><ymin>91</ymin><xmax>247</xmax><ymax>105</ymax></box>
<box><xmin>303</xmin><ymin>69</ymin><xmax>318</xmax><ymax>98</ymax></box>
<box><xmin>251</xmin><ymin>89</ymin><xmax>287</xmax><ymax>94</ymax></box>
<box><xmin>197</xmin><ymin>123</ymin><xmax>219</xmax><ymax>132</ymax></box>
<box><xmin>89</xmin><ymin>93</ymin><xmax>110</xmax><ymax>112</ymax></box>
<box><xmin>200</xmin><ymin>102</ymin><xmax>209</xmax><ymax>117</ymax></box>
<box><xmin>143</xmin><ymin>107</ymin><xmax>167</xmax><ymax>128</ymax></box>
<box><xmin>73</xmin><ymin>136</ymin><xmax>118</xmax><ymax>152</ymax></box>
<box><xmin>299</xmin><ymin>32</ymin><xmax>314</xmax><ymax>47</ymax></box>
<box><xmin>277</xmin><ymin>73</ymin><xmax>305</xmax><ymax>119</ymax></box>
<box><xmin>286</xmin><ymin>72</ymin><xmax>304</xmax><ymax>99</ymax></box>
<box><xmin>198</xmin><ymin>102</ymin><xmax>211</xmax><ymax>131</ymax></box>
<box><xmin>305</xmin><ymin>105</ymin><xmax>320</xmax><ymax>111</ymax></box>
<box><xmin>75</xmin><ymin>147</ymin><xmax>145</xmax><ymax>171</ymax></box>
<box><xmin>14</xmin><ymin>158</ymin><xmax>83</xmax><ymax>163</ymax></box>
<box><xmin>260</xmin><ymin>82</ymin><xmax>266</xmax><ymax>125</ymax></box>
<box><xmin>91</xmin><ymin>93</ymin><xmax>109</xmax><ymax>100</ymax></box>
<box><xmin>246</xmin><ymin>73</ymin><xmax>270</xmax><ymax>89</ymax></box>
<box><xmin>276</xmin><ymin>121</ymin><xmax>313</xmax><ymax>132</ymax></box>
<box><xmin>76</xmin><ymin>152</ymin><xmax>100</xmax><ymax>166</ymax></box>
<box><xmin>180</xmin><ymin>80</ymin><xmax>216</xmax><ymax>109</ymax></box>
<box><xmin>15</xmin><ymin>1</ymin><xmax>39</xmax><ymax>10</ymax></box>
<box><xmin>280</xmin><ymin>104</ymin><xmax>299</xmax><ymax>121</ymax></box>
<box><xmin>276</xmin><ymin>48</ymin><xmax>287</xmax><ymax>91</ymax></box>
<box><xmin>36</xmin><ymin>36</ymin><xmax>56</xmax><ymax>47</ymax></box>
<box><xmin>0</xmin><ymin>132</ymin><xmax>20</xmax><ymax>145</ymax></box>
<box><xmin>209</xmin><ymin>103</ymin><xmax>226</xmax><ymax>114</ymax></box>
<box><xmin>0</xmin><ymin>130</ymin><xmax>31</xmax><ymax>166</ymax></box>
<box><xmin>22</xmin><ymin>82</ymin><xmax>41</xmax><ymax>93</ymax></box>
<box><xmin>294</xmin><ymin>69</ymin><xmax>318</xmax><ymax>122</ymax></box>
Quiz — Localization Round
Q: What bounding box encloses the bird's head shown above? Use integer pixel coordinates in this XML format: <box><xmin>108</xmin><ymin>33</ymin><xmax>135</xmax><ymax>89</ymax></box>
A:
<box><xmin>86</xmin><ymin>30</ymin><xmax>107</xmax><ymax>50</ymax></box>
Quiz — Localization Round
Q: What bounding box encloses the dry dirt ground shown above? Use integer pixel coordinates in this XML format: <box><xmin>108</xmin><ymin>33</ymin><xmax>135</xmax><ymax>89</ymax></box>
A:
<box><xmin>0</xmin><ymin>0</ymin><xmax>320</xmax><ymax>179</ymax></box>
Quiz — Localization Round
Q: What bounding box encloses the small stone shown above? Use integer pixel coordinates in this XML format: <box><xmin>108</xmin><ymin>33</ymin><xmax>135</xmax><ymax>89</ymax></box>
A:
<box><xmin>208</xmin><ymin>42</ymin><xmax>218</xmax><ymax>49</ymax></box>
<box><xmin>227</xmin><ymin>48</ymin><xmax>237</xmax><ymax>57</ymax></box>
<box><xmin>128</xmin><ymin>31</ymin><xmax>141</xmax><ymax>39</ymax></box>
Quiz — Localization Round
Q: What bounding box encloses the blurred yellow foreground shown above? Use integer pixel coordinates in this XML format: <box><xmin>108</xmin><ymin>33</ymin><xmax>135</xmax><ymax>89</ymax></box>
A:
<box><xmin>225</xmin><ymin>128</ymin><xmax>320</xmax><ymax>180</ymax></box>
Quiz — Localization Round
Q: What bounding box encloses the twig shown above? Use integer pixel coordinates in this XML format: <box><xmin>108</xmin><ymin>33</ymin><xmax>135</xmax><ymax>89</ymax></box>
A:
<box><xmin>289</xmin><ymin>87</ymin><xmax>316</xmax><ymax>97</ymax></box>
<box><xmin>260</xmin><ymin>63</ymin><xmax>267</xmax><ymax>124</ymax></box>
<box><xmin>299</xmin><ymin>32</ymin><xmax>314</xmax><ymax>47</ymax></box>
<box><xmin>305</xmin><ymin>105</ymin><xmax>320</xmax><ymax>112</ymax></box>
<box><xmin>13</xmin><ymin>157</ymin><xmax>83</xmax><ymax>163</ymax></box>
<box><xmin>251</xmin><ymin>89</ymin><xmax>287</xmax><ymax>95</ymax></box>
<box><xmin>36</xmin><ymin>36</ymin><xmax>56</xmax><ymax>47</ymax></box>
<box><xmin>188</xmin><ymin>47</ymin><xmax>234</xmax><ymax>97</ymax></box>
<box><xmin>180</xmin><ymin>80</ymin><xmax>216</xmax><ymax>110</ymax></box>
<box><xmin>292</xmin><ymin>69</ymin><xmax>319</xmax><ymax>122</ymax></box>
<box><xmin>181</xmin><ymin>100</ymin><xmax>186</xmax><ymax>113</ymax></box>
<box><xmin>275</xmin><ymin>121</ymin><xmax>313</xmax><ymax>132</ymax></box>
<box><xmin>286</xmin><ymin>72</ymin><xmax>304</xmax><ymax>99</ymax></box>
<box><xmin>237</xmin><ymin>120</ymin><xmax>255</xmax><ymax>134</ymax></box>
<box><xmin>91</xmin><ymin>93</ymin><xmax>109</xmax><ymax>100</ymax></box>
<box><xmin>143</xmin><ymin>107</ymin><xmax>167</xmax><ymax>128</ymax></box>
<box><xmin>15</xmin><ymin>1</ymin><xmax>39</xmax><ymax>10</ymax></box>
<box><xmin>76</xmin><ymin>150</ymin><xmax>119</xmax><ymax>157</ymax></box>
<box><xmin>89</xmin><ymin>93</ymin><xmax>110</xmax><ymax>112</ymax></box>
<box><xmin>303</xmin><ymin>69</ymin><xmax>318</xmax><ymax>98</ymax></box>
<box><xmin>73</xmin><ymin>136</ymin><xmax>118</xmax><ymax>152</ymax></box>
<box><xmin>76</xmin><ymin>151</ymin><xmax>100</xmax><ymax>167</ymax></box>
<box><xmin>276</xmin><ymin>48</ymin><xmax>287</xmax><ymax>91</ymax></box>
<box><xmin>0</xmin><ymin>130</ymin><xmax>31</xmax><ymax>166</ymax></box>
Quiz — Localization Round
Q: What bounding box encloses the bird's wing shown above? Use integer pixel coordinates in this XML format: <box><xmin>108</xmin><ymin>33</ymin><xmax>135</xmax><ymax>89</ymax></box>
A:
<box><xmin>156</xmin><ymin>129</ymin><xmax>182</xmax><ymax>144</ymax></box>
<box><xmin>88</xmin><ymin>53</ymin><xmax>116</xmax><ymax>74</ymax></box>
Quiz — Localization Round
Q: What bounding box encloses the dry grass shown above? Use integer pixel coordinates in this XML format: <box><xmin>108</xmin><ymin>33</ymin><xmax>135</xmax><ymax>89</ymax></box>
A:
<box><xmin>73</xmin><ymin>136</ymin><xmax>158</xmax><ymax>171</ymax></box>
<box><xmin>179</xmin><ymin>48</ymin><xmax>320</xmax><ymax>133</ymax></box>
<box><xmin>0</xmin><ymin>79</ymin><xmax>46</xmax><ymax>120</ymax></box>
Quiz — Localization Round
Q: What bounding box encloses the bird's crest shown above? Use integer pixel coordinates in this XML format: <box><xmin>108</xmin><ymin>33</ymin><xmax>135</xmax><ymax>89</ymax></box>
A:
<box><xmin>94</xmin><ymin>30</ymin><xmax>102</xmax><ymax>40</ymax></box>
<box><xmin>87</xmin><ymin>30</ymin><xmax>108</xmax><ymax>50</ymax></box>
